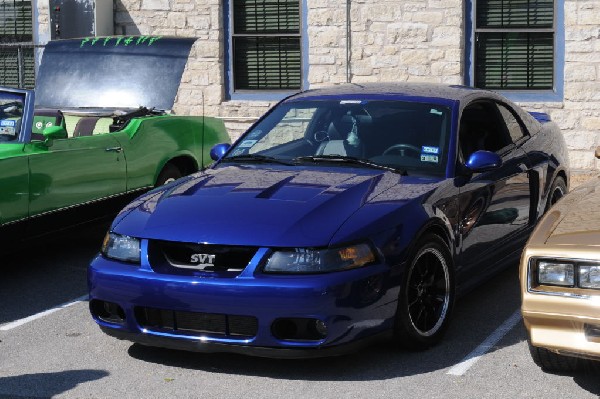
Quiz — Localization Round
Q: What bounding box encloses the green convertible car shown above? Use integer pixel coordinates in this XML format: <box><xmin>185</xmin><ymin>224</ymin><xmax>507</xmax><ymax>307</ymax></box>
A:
<box><xmin>0</xmin><ymin>37</ymin><xmax>229</xmax><ymax>247</ymax></box>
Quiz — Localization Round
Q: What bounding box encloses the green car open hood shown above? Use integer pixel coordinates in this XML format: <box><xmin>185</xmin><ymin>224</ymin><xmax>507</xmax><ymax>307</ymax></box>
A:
<box><xmin>35</xmin><ymin>36</ymin><xmax>196</xmax><ymax>112</ymax></box>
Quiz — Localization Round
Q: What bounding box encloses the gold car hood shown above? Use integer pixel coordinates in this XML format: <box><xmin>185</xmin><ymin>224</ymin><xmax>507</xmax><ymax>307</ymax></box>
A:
<box><xmin>536</xmin><ymin>177</ymin><xmax>600</xmax><ymax>247</ymax></box>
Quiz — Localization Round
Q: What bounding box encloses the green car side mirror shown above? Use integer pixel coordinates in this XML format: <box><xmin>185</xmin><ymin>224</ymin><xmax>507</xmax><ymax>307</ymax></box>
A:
<box><xmin>42</xmin><ymin>125</ymin><xmax>68</xmax><ymax>145</ymax></box>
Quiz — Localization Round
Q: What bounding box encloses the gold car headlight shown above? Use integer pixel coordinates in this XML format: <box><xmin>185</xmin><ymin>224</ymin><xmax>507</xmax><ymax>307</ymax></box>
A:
<box><xmin>538</xmin><ymin>260</ymin><xmax>575</xmax><ymax>287</ymax></box>
<box><xmin>579</xmin><ymin>265</ymin><xmax>600</xmax><ymax>289</ymax></box>
<box><xmin>533</xmin><ymin>258</ymin><xmax>600</xmax><ymax>290</ymax></box>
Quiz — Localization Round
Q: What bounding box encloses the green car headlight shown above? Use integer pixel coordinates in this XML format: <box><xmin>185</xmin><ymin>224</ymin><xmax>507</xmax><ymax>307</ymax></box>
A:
<box><xmin>264</xmin><ymin>243</ymin><xmax>376</xmax><ymax>274</ymax></box>
<box><xmin>579</xmin><ymin>265</ymin><xmax>600</xmax><ymax>289</ymax></box>
<box><xmin>101</xmin><ymin>232</ymin><xmax>141</xmax><ymax>264</ymax></box>
<box><xmin>537</xmin><ymin>260</ymin><xmax>575</xmax><ymax>286</ymax></box>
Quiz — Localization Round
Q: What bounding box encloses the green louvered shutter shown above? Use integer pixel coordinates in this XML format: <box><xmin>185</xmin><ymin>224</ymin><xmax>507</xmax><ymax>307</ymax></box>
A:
<box><xmin>0</xmin><ymin>0</ymin><xmax>35</xmax><ymax>88</ymax></box>
<box><xmin>232</xmin><ymin>0</ymin><xmax>301</xmax><ymax>91</ymax></box>
<box><xmin>475</xmin><ymin>0</ymin><xmax>554</xmax><ymax>90</ymax></box>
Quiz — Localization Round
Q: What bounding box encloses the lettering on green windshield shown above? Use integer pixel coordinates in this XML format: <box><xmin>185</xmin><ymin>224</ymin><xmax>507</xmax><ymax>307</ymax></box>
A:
<box><xmin>80</xmin><ymin>36</ymin><xmax>162</xmax><ymax>48</ymax></box>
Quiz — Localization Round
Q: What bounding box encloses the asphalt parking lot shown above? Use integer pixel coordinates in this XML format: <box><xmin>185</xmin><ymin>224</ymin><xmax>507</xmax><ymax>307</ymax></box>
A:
<box><xmin>1</xmin><ymin>223</ymin><xmax>599</xmax><ymax>399</ymax></box>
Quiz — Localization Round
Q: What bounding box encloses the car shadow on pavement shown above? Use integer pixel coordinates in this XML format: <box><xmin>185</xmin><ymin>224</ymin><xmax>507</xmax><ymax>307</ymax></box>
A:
<box><xmin>0</xmin><ymin>222</ymin><xmax>107</xmax><ymax>326</ymax></box>
<box><xmin>127</xmin><ymin>340</ymin><xmax>464</xmax><ymax>381</ymax></box>
<box><xmin>0</xmin><ymin>369</ymin><xmax>109</xmax><ymax>398</ymax></box>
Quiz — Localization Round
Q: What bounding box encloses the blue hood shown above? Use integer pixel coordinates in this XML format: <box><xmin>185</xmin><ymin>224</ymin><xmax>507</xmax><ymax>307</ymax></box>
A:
<box><xmin>113</xmin><ymin>165</ymin><xmax>441</xmax><ymax>247</ymax></box>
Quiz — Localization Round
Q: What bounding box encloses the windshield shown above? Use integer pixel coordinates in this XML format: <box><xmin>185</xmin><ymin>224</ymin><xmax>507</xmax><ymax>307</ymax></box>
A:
<box><xmin>223</xmin><ymin>99</ymin><xmax>451</xmax><ymax>176</ymax></box>
<box><xmin>0</xmin><ymin>91</ymin><xmax>24</xmax><ymax>143</ymax></box>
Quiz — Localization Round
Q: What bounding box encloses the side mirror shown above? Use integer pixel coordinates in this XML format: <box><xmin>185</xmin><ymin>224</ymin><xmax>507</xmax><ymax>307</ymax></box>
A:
<box><xmin>210</xmin><ymin>143</ymin><xmax>231</xmax><ymax>161</ymax></box>
<box><xmin>42</xmin><ymin>125</ymin><xmax>67</xmax><ymax>145</ymax></box>
<box><xmin>465</xmin><ymin>150</ymin><xmax>502</xmax><ymax>173</ymax></box>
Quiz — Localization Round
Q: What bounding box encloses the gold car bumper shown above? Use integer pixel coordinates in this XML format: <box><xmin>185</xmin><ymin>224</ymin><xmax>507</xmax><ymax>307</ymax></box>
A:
<box><xmin>522</xmin><ymin>295</ymin><xmax>600</xmax><ymax>360</ymax></box>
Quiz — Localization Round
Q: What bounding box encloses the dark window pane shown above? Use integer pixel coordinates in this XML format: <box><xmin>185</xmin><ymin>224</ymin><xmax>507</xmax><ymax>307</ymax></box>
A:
<box><xmin>0</xmin><ymin>45</ymin><xmax>35</xmax><ymax>88</ymax></box>
<box><xmin>0</xmin><ymin>0</ymin><xmax>33</xmax><ymax>41</ymax></box>
<box><xmin>234</xmin><ymin>0</ymin><xmax>299</xmax><ymax>34</ymax></box>
<box><xmin>477</xmin><ymin>0</ymin><xmax>553</xmax><ymax>28</ymax></box>
<box><xmin>475</xmin><ymin>32</ymin><xmax>553</xmax><ymax>90</ymax></box>
<box><xmin>234</xmin><ymin>37</ymin><xmax>301</xmax><ymax>90</ymax></box>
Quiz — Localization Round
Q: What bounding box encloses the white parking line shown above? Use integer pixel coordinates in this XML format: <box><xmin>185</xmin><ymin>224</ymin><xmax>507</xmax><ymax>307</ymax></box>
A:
<box><xmin>447</xmin><ymin>309</ymin><xmax>522</xmax><ymax>376</ymax></box>
<box><xmin>0</xmin><ymin>295</ymin><xmax>89</xmax><ymax>331</ymax></box>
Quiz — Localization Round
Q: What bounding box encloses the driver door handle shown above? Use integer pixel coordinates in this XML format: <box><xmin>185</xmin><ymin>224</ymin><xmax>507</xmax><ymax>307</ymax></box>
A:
<box><xmin>105</xmin><ymin>146</ymin><xmax>122</xmax><ymax>153</ymax></box>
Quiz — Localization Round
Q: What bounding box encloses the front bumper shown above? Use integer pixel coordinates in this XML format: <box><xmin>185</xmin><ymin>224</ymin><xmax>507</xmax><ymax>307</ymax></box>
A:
<box><xmin>88</xmin><ymin>253</ymin><xmax>399</xmax><ymax>358</ymax></box>
<box><xmin>522</xmin><ymin>293</ymin><xmax>600</xmax><ymax>361</ymax></box>
<box><xmin>99</xmin><ymin>325</ymin><xmax>392</xmax><ymax>359</ymax></box>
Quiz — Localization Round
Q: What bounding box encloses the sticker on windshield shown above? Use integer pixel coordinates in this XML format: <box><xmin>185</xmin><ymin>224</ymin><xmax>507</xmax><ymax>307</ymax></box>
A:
<box><xmin>0</xmin><ymin>126</ymin><xmax>16</xmax><ymax>136</ymax></box>
<box><xmin>0</xmin><ymin>119</ymin><xmax>16</xmax><ymax>127</ymax></box>
<box><xmin>247</xmin><ymin>132</ymin><xmax>261</xmax><ymax>139</ymax></box>
<box><xmin>421</xmin><ymin>154</ymin><xmax>439</xmax><ymax>163</ymax></box>
<box><xmin>231</xmin><ymin>148</ymin><xmax>246</xmax><ymax>156</ymax></box>
<box><xmin>239</xmin><ymin>140</ymin><xmax>257</xmax><ymax>148</ymax></box>
<box><xmin>421</xmin><ymin>146</ymin><xmax>439</xmax><ymax>155</ymax></box>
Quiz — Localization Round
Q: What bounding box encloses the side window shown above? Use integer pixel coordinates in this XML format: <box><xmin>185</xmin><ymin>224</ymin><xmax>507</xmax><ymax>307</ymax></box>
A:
<box><xmin>496</xmin><ymin>103</ymin><xmax>527</xmax><ymax>143</ymax></box>
<box><xmin>459</xmin><ymin>102</ymin><xmax>513</xmax><ymax>159</ymax></box>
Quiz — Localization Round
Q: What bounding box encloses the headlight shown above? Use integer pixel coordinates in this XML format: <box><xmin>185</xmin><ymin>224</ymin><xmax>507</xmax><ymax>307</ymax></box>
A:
<box><xmin>579</xmin><ymin>265</ymin><xmax>600</xmax><ymax>289</ymax></box>
<box><xmin>264</xmin><ymin>243</ymin><xmax>376</xmax><ymax>273</ymax></box>
<box><xmin>537</xmin><ymin>260</ymin><xmax>574</xmax><ymax>286</ymax></box>
<box><xmin>101</xmin><ymin>232</ymin><xmax>141</xmax><ymax>264</ymax></box>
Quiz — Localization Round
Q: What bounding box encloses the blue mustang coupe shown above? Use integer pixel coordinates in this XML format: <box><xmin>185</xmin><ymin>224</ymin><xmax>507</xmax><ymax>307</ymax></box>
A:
<box><xmin>89</xmin><ymin>83</ymin><xmax>569</xmax><ymax>358</ymax></box>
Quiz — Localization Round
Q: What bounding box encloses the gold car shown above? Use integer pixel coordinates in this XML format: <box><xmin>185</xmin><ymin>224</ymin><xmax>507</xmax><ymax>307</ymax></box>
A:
<box><xmin>520</xmin><ymin>148</ymin><xmax>600</xmax><ymax>372</ymax></box>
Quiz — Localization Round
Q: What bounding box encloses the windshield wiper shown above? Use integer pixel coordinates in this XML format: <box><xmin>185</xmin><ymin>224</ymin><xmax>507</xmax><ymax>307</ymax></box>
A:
<box><xmin>222</xmin><ymin>154</ymin><xmax>295</xmax><ymax>166</ymax></box>
<box><xmin>294</xmin><ymin>155</ymin><xmax>407</xmax><ymax>175</ymax></box>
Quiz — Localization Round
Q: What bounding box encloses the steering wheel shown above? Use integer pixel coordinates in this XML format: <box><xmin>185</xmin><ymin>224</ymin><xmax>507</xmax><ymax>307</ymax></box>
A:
<box><xmin>313</xmin><ymin>130</ymin><xmax>330</xmax><ymax>143</ymax></box>
<box><xmin>382</xmin><ymin>143</ymin><xmax>421</xmax><ymax>157</ymax></box>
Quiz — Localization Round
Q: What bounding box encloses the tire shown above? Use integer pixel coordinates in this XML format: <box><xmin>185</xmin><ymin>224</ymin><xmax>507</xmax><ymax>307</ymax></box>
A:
<box><xmin>528</xmin><ymin>341</ymin><xmax>579</xmax><ymax>373</ymax></box>
<box><xmin>155</xmin><ymin>163</ymin><xmax>182</xmax><ymax>187</ymax></box>
<box><xmin>394</xmin><ymin>234</ymin><xmax>455</xmax><ymax>350</ymax></box>
<box><xmin>544</xmin><ymin>176</ymin><xmax>567</xmax><ymax>213</ymax></box>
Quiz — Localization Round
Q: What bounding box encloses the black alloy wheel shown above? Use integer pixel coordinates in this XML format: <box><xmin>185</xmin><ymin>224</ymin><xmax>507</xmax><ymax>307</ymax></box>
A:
<box><xmin>394</xmin><ymin>234</ymin><xmax>454</xmax><ymax>350</ymax></box>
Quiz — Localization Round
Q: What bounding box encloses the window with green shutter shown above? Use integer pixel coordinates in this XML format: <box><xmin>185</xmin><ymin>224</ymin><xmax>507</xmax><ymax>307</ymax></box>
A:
<box><xmin>0</xmin><ymin>0</ymin><xmax>35</xmax><ymax>89</ymax></box>
<box><xmin>474</xmin><ymin>0</ymin><xmax>555</xmax><ymax>90</ymax></box>
<box><xmin>231</xmin><ymin>0</ymin><xmax>302</xmax><ymax>91</ymax></box>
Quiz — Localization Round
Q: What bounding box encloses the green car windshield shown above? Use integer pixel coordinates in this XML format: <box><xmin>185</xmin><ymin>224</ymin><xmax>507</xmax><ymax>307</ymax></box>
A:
<box><xmin>223</xmin><ymin>99</ymin><xmax>451</xmax><ymax>177</ymax></box>
<box><xmin>0</xmin><ymin>91</ymin><xmax>24</xmax><ymax>143</ymax></box>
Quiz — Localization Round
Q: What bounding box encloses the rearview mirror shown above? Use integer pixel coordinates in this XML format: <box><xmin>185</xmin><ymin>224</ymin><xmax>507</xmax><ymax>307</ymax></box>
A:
<box><xmin>210</xmin><ymin>143</ymin><xmax>231</xmax><ymax>161</ymax></box>
<box><xmin>465</xmin><ymin>150</ymin><xmax>502</xmax><ymax>173</ymax></box>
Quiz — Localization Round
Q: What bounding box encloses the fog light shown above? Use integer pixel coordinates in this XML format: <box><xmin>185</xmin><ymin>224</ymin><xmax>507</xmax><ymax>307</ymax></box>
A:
<box><xmin>90</xmin><ymin>299</ymin><xmax>125</xmax><ymax>324</ymax></box>
<box><xmin>314</xmin><ymin>320</ymin><xmax>328</xmax><ymax>337</ymax></box>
